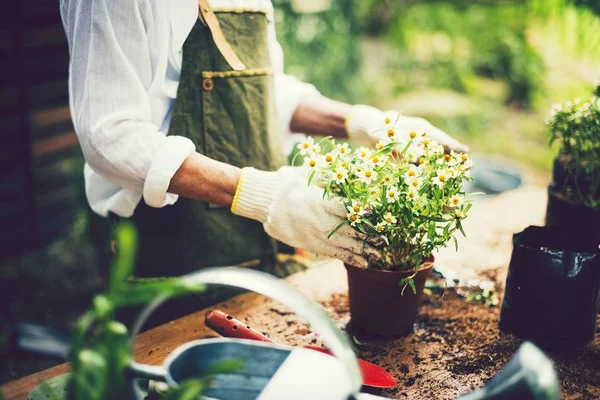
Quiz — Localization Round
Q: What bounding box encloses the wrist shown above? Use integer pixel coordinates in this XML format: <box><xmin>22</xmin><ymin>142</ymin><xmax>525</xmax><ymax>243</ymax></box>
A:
<box><xmin>231</xmin><ymin>168</ymin><xmax>279</xmax><ymax>223</ymax></box>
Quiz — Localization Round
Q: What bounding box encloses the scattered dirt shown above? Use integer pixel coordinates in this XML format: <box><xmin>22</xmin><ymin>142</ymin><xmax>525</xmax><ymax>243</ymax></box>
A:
<box><xmin>315</xmin><ymin>289</ymin><xmax>600</xmax><ymax>400</ymax></box>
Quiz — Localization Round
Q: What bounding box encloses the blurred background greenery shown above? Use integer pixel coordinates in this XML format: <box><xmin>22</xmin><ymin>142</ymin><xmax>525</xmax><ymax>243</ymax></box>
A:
<box><xmin>275</xmin><ymin>0</ymin><xmax>599</xmax><ymax>174</ymax></box>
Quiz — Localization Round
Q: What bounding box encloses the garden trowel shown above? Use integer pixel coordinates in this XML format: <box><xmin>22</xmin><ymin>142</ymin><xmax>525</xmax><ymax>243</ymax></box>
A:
<box><xmin>205</xmin><ymin>308</ymin><xmax>397</xmax><ymax>389</ymax></box>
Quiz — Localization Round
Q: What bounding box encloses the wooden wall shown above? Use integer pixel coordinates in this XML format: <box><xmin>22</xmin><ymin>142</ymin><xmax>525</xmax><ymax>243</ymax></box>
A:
<box><xmin>1</xmin><ymin>0</ymin><xmax>80</xmax><ymax>261</ymax></box>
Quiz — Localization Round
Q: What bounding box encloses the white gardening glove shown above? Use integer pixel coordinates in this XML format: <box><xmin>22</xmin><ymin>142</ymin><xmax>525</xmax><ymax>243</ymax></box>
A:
<box><xmin>231</xmin><ymin>166</ymin><xmax>380</xmax><ymax>268</ymax></box>
<box><xmin>346</xmin><ymin>104</ymin><xmax>469</xmax><ymax>153</ymax></box>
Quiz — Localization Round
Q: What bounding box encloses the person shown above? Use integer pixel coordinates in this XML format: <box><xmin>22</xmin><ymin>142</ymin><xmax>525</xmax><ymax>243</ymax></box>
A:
<box><xmin>59</xmin><ymin>0</ymin><xmax>467</xmax><ymax>297</ymax></box>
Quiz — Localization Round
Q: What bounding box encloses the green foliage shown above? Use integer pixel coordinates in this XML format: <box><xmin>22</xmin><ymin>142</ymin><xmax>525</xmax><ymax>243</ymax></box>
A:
<box><xmin>301</xmin><ymin>130</ymin><xmax>474</xmax><ymax>273</ymax></box>
<box><xmin>272</xmin><ymin>0</ymin><xmax>362</xmax><ymax>103</ymax></box>
<box><xmin>546</xmin><ymin>88</ymin><xmax>600</xmax><ymax>208</ymax></box>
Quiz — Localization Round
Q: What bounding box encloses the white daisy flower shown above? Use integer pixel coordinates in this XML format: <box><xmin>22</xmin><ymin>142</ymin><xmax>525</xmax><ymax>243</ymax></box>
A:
<box><xmin>347</xmin><ymin>200</ymin><xmax>367</xmax><ymax>216</ymax></box>
<box><xmin>355</xmin><ymin>147</ymin><xmax>372</xmax><ymax>161</ymax></box>
<box><xmin>303</xmin><ymin>156</ymin><xmax>322</xmax><ymax>170</ymax></box>
<box><xmin>357</xmin><ymin>166</ymin><xmax>377</xmax><ymax>185</ymax></box>
<box><xmin>333</xmin><ymin>168</ymin><xmax>348</xmax><ymax>184</ymax></box>
<box><xmin>368</xmin><ymin>187</ymin><xmax>381</xmax><ymax>200</ymax></box>
<box><xmin>449</xmin><ymin>194</ymin><xmax>464</xmax><ymax>207</ymax></box>
<box><xmin>386</xmin><ymin>186</ymin><xmax>400</xmax><ymax>203</ymax></box>
<box><xmin>309</xmin><ymin>144</ymin><xmax>321</xmax><ymax>155</ymax></box>
<box><xmin>404</xmin><ymin>165</ymin><xmax>420</xmax><ymax>180</ymax></box>
<box><xmin>347</xmin><ymin>212</ymin><xmax>361</xmax><ymax>227</ymax></box>
<box><xmin>406</xmin><ymin>176</ymin><xmax>423</xmax><ymax>190</ymax></box>
<box><xmin>375</xmin><ymin>222</ymin><xmax>386</xmax><ymax>233</ymax></box>
<box><xmin>406</xmin><ymin>188</ymin><xmax>420</xmax><ymax>202</ymax></box>
<box><xmin>369</xmin><ymin>153</ymin><xmax>387</xmax><ymax>167</ymax></box>
<box><xmin>405</xmin><ymin>144</ymin><xmax>424</xmax><ymax>163</ymax></box>
<box><xmin>382</xmin><ymin>174</ymin><xmax>394</xmax><ymax>186</ymax></box>
<box><xmin>336</xmin><ymin>143</ymin><xmax>351</xmax><ymax>156</ymax></box>
<box><xmin>383</xmin><ymin>212</ymin><xmax>397</xmax><ymax>225</ymax></box>
<box><xmin>323</xmin><ymin>152</ymin><xmax>334</xmax><ymax>164</ymax></box>
<box><xmin>433</xmin><ymin>169</ymin><xmax>449</xmax><ymax>187</ymax></box>
<box><xmin>296</xmin><ymin>137</ymin><xmax>314</xmax><ymax>155</ymax></box>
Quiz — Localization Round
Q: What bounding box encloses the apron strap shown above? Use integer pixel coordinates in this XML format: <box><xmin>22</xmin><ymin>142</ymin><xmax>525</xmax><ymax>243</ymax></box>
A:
<box><xmin>198</xmin><ymin>0</ymin><xmax>246</xmax><ymax>71</ymax></box>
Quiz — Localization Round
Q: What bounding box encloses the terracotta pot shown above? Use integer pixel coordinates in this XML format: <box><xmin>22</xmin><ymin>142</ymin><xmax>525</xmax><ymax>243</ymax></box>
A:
<box><xmin>345</xmin><ymin>258</ymin><xmax>433</xmax><ymax>339</ymax></box>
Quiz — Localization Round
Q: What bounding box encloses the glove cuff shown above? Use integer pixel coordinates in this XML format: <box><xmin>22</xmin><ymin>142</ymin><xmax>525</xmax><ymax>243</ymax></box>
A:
<box><xmin>345</xmin><ymin>104</ymin><xmax>387</xmax><ymax>142</ymax></box>
<box><xmin>231</xmin><ymin>167</ymin><xmax>279</xmax><ymax>224</ymax></box>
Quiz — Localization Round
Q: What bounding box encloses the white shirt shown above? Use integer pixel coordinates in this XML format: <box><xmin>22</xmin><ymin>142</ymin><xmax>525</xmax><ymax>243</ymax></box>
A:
<box><xmin>59</xmin><ymin>0</ymin><xmax>319</xmax><ymax>217</ymax></box>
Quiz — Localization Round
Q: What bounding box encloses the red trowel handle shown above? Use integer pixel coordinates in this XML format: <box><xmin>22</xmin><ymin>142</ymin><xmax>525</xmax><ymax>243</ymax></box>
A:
<box><xmin>205</xmin><ymin>309</ymin><xmax>274</xmax><ymax>343</ymax></box>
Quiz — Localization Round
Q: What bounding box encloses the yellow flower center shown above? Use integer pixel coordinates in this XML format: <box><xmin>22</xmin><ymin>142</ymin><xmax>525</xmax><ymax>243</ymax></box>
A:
<box><xmin>360</xmin><ymin>151</ymin><xmax>367</xmax><ymax>158</ymax></box>
<box><xmin>439</xmin><ymin>175</ymin><xmax>446</xmax><ymax>182</ymax></box>
<box><xmin>387</xmin><ymin>129</ymin><xmax>395</xmax><ymax>138</ymax></box>
<box><xmin>388</xmin><ymin>191</ymin><xmax>395</xmax><ymax>198</ymax></box>
<box><xmin>453</xmin><ymin>198</ymin><xmax>460</xmax><ymax>205</ymax></box>
<box><xmin>337</xmin><ymin>172</ymin><xmax>344</xmax><ymax>179</ymax></box>
<box><xmin>386</xmin><ymin>217</ymin><xmax>392</xmax><ymax>223</ymax></box>
<box><xmin>325</xmin><ymin>154</ymin><xmax>333</xmax><ymax>162</ymax></box>
<box><xmin>411</xmin><ymin>180</ymin><xmax>419</xmax><ymax>187</ymax></box>
<box><xmin>455</xmin><ymin>211</ymin><xmax>464</xmax><ymax>219</ymax></box>
<box><xmin>365</xmin><ymin>170</ymin><xmax>372</xmax><ymax>178</ymax></box>
<box><xmin>423</xmin><ymin>139</ymin><xmax>431</xmax><ymax>146</ymax></box>
<box><xmin>309</xmin><ymin>159</ymin><xmax>316</xmax><ymax>167</ymax></box>
<box><xmin>376</xmin><ymin>225</ymin><xmax>384</xmax><ymax>232</ymax></box>
<box><xmin>461</xmin><ymin>154</ymin><xmax>468</xmax><ymax>162</ymax></box>
<box><xmin>419</xmin><ymin>157</ymin><xmax>426</xmax><ymax>165</ymax></box>
<box><xmin>408</xmin><ymin>170</ymin><xmax>416</xmax><ymax>177</ymax></box>
<box><xmin>409</xmin><ymin>131</ymin><xmax>417</xmax><ymax>139</ymax></box>
<box><xmin>372</xmin><ymin>156</ymin><xmax>380</xmax><ymax>163</ymax></box>
<box><xmin>408</xmin><ymin>192</ymin><xmax>415</xmax><ymax>198</ymax></box>
<box><xmin>444</xmin><ymin>154</ymin><xmax>452</xmax><ymax>162</ymax></box>
<box><xmin>353</xmin><ymin>205</ymin><xmax>361</xmax><ymax>212</ymax></box>
<box><xmin>376</xmin><ymin>143</ymin><xmax>384</xmax><ymax>150</ymax></box>
<box><xmin>349</xmin><ymin>214</ymin><xmax>358</xmax><ymax>222</ymax></box>
<box><xmin>384</xmin><ymin>117</ymin><xmax>391</xmax><ymax>124</ymax></box>
<box><xmin>303</xmin><ymin>143</ymin><xmax>309</xmax><ymax>149</ymax></box>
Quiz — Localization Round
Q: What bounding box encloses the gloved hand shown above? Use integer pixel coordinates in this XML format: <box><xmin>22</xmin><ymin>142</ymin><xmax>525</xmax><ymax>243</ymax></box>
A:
<box><xmin>346</xmin><ymin>104</ymin><xmax>469</xmax><ymax>153</ymax></box>
<box><xmin>231</xmin><ymin>166</ymin><xmax>380</xmax><ymax>268</ymax></box>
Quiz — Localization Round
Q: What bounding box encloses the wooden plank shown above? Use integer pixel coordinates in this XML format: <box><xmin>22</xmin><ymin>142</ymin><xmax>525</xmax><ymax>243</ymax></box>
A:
<box><xmin>31</xmin><ymin>131</ymin><xmax>78</xmax><ymax>158</ymax></box>
<box><xmin>30</xmin><ymin>105</ymin><xmax>71</xmax><ymax>130</ymax></box>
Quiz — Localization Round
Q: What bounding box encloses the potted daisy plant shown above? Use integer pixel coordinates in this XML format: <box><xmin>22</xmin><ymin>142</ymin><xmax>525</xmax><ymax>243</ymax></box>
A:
<box><xmin>297</xmin><ymin>115</ymin><xmax>474</xmax><ymax>337</ymax></box>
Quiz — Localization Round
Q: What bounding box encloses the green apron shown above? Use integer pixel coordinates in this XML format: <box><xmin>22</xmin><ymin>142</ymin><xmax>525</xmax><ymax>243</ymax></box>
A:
<box><xmin>112</xmin><ymin>5</ymin><xmax>307</xmax><ymax>325</ymax></box>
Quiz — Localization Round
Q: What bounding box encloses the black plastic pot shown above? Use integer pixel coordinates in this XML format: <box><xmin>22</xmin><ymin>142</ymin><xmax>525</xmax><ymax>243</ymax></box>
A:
<box><xmin>545</xmin><ymin>157</ymin><xmax>600</xmax><ymax>240</ymax></box>
<box><xmin>499</xmin><ymin>226</ymin><xmax>600</xmax><ymax>351</ymax></box>
<box><xmin>545</xmin><ymin>185</ymin><xmax>600</xmax><ymax>240</ymax></box>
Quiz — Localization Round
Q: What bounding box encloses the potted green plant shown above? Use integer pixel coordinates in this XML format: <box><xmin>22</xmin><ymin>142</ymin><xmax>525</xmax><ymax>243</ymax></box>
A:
<box><xmin>545</xmin><ymin>85</ymin><xmax>600</xmax><ymax>237</ymax></box>
<box><xmin>299</xmin><ymin>117</ymin><xmax>474</xmax><ymax>337</ymax></box>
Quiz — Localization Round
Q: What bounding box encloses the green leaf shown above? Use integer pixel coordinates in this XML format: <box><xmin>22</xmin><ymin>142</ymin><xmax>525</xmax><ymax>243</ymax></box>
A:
<box><xmin>457</xmin><ymin>221</ymin><xmax>467</xmax><ymax>237</ymax></box>
<box><xmin>328</xmin><ymin>220</ymin><xmax>349</xmax><ymax>239</ymax></box>
<box><xmin>307</xmin><ymin>170</ymin><xmax>316</xmax><ymax>186</ymax></box>
<box><xmin>453</xmin><ymin>235</ymin><xmax>459</xmax><ymax>251</ymax></box>
<box><xmin>109</xmin><ymin>222</ymin><xmax>139</xmax><ymax>294</ymax></box>
<box><xmin>161</xmin><ymin>379</ymin><xmax>206</xmax><ymax>400</ymax></box>
<box><xmin>207</xmin><ymin>359</ymin><xmax>245</xmax><ymax>375</ymax></box>
<box><xmin>109</xmin><ymin>279</ymin><xmax>206</xmax><ymax>308</ymax></box>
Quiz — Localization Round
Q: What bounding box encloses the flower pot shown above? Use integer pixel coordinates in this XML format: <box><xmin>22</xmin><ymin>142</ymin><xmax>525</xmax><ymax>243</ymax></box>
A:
<box><xmin>499</xmin><ymin>226</ymin><xmax>600</xmax><ymax>351</ymax></box>
<box><xmin>345</xmin><ymin>259</ymin><xmax>433</xmax><ymax>339</ymax></box>
<box><xmin>546</xmin><ymin>157</ymin><xmax>600</xmax><ymax>240</ymax></box>
<box><xmin>545</xmin><ymin>185</ymin><xmax>600</xmax><ymax>241</ymax></box>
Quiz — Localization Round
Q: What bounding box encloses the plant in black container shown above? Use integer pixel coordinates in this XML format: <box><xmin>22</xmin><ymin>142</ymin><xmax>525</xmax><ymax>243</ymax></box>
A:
<box><xmin>545</xmin><ymin>84</ymin><xmax>600</xmax><ymax>237</ymax></box>
<box><xmin>499</xmin><ymin>226</ymin><xmax>600</xmax><ymax>351</ymax></box>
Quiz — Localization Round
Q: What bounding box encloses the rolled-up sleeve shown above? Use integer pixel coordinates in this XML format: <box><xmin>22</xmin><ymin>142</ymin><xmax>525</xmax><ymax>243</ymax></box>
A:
<box><xmin>267</xmin><ymin>19</ymin><xmax>320</xmax><ymax>137</ymax></box>
<box><xmin>62</xmin><ymin>0</ymin><xmax>195</xmax><ymax>209</ymax></box>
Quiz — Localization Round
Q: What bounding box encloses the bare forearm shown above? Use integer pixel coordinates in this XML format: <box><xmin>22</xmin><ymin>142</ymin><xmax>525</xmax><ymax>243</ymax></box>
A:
<box><xmin>289</xmin><ymin>95</ymin><xmax>352</xmax><ymax>138</ymax></box>
<box><xmin>168</xmin><ymin>152</ymin><xmax>241</xmax><ymax>206</ymax></box>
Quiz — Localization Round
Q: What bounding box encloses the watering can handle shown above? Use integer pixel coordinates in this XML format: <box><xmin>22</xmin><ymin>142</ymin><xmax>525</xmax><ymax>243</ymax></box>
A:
<box><xmin>129</xmin><ymin>267</ymin><xmax>363</xmax><ymax>393</ymax></box>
